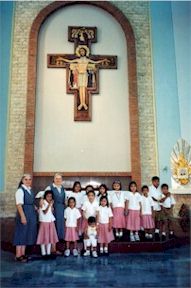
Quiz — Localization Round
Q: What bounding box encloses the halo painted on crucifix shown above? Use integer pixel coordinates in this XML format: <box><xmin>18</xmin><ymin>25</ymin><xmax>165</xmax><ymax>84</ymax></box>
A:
<box><xmin>47</xmin><ymin>26</ymin><xmax>117</xmax><ymax>121</ymax></box>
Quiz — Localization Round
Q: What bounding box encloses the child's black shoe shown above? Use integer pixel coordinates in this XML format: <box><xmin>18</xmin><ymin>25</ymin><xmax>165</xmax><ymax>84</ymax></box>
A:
<box><xmin>161</xmin><ymin>234</ymin><xmax>166</xmax><ymax>242</ymax></box>
<box><xmin>42</xmin><ymin>255</ymin><xmax>49</xmax><ymax>260</ymax></box>
<box><xmin>154</xmin><ymin>233</ymin><xmax>160</xmax><ymax>241</ymax></box>
<box><xmin>169</xmin><ymin>232</ymin><xmax>175</xmax><ymax>239</ymax></box>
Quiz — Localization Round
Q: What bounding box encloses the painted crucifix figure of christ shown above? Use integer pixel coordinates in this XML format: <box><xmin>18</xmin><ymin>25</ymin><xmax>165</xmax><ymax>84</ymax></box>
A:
<box><xmin>60</xmin><ymin>45</ymin><xmax>110</xmax><ymax>111</ymax></box>
<box><xmin>48</xmin><ymin>26</ymin><xmax>117</xmax><ymax>121</ymax></box>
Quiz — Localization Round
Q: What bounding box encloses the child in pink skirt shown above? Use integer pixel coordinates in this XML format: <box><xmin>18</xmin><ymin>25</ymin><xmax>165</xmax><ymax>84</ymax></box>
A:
<box><xmin>110</xmin><ymin>181</ymin><xmax>126</xmax><ymax>238</ymax></box>
<box><xmin>64</xmin><ymin>197</ymin><xmax>81</xmax><ymax>257</ymax></box>
<box><xmin>98</xmin><ymin>196</ymin><xmax>114</xmax><ymax>255</ymax></box>
<box><xmin>36</xmin><ymin>190</ymin><xmax>59</xmax><ymax>259</ymax></box>
<box><xmin>141</xmin><ymin>185</ymin><xmax>155</xmax><ymax>240</ymax></box>
<box><xmin>125</xmin><ymin>181</ymin><xmax>142</xmax><ymax>242</ymax></box>
<box><xmin>66</xmin><ymin>181</ymin><xmax>84</xmax><ymax>236</ymax></box>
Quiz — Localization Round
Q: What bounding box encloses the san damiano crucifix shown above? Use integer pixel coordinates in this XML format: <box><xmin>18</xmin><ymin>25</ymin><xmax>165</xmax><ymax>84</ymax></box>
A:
<box><xmin>47</xmin><ymin>26</ymin><xmax>117</xmax><ymax>121</ymax></box>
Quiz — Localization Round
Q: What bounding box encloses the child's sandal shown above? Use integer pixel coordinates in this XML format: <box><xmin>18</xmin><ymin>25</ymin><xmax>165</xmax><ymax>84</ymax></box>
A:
<box><xmin>15</xmin><ymin>255</ymin><xmax>27</xmax><ymax>263</ymax></box>
<box><xmin>23</xmin><ymin>255</ymin><xmax>32</xmax><ymax>261</ymax></box>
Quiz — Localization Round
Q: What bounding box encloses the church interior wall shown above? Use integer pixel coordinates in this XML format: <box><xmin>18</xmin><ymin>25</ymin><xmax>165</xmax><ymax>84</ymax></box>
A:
<box><xmin>34</xmin><ymin>4</ymin><xmax>131</xmax><ymax>173</ymax></box>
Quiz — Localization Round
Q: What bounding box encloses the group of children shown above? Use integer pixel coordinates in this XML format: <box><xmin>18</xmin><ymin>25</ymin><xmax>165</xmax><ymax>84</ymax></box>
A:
<box><xmin>36</xmin><ymin>176</ymin><xmax>176</xmax><ymax>258</ymax></box>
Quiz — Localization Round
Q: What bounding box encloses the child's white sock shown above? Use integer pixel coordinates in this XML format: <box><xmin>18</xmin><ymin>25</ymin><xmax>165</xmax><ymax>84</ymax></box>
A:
<box><xmin>41</xmin><ymin>244</ymin><xmax>46</xmax><ymax>256</ymax></box>
<box><xmin>104</xmin><ymin>247</ymin><xmax>108</xmax><ymax>253</ymax></box>
<box><xmin>46</xmin><ymin>243</ymin><xmax>51</xmax><ymax>255</ymax></box>
<box><xmin>162</xmin><ymin>232</ymin><xmax>166</xmax><ymax>236</ymax></box>
<box><xmin>83</xmin><ymin>239</ymin><xmax>87</xmax><ymax>250</ymax></box>
<box><xmin>149</xmin><ymin>234</ymin><xmax>153</xmax><ymax>238</ymax></box>
<box><xmin>170</xmin><ymin>231</ymin><xmax>174</xmax><ymax>235</ymax></box>
<box><xmin>155</xmin><ymin>229</ymin><xmax>159</xmax><ymax>234</ymax></box>
<box><xmin>145</xmin><ymin>233</ymin><xmax>149</xmax><ymax>238</ymax></box>
<box><xmin>100</xmin><ymin>247</ymin><xmax>103</xmax><ymax>253</ymax></box>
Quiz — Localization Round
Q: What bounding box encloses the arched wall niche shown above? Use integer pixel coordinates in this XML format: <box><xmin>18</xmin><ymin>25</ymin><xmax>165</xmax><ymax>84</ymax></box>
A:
<box><xmin>24</xmin><ymin>1</ymin><xmax>141</xmax><ymax>188</ymax></box>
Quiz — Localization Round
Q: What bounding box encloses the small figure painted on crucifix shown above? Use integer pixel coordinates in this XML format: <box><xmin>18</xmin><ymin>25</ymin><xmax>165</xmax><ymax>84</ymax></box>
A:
<box><xmin>48</xmin><ymin>26</ymin><xmax>117</xmax><ymax>121</ymax></box>
<box><xmin>58</xmin><ymin>45</ymin><xmax>110</xmax><ymax>111</ymax></box>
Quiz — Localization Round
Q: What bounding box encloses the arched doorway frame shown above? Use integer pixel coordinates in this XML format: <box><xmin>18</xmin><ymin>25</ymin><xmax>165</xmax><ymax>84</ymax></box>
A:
<box><xmin>24</xmin><ymin>1</ymin><xmax>141</xmax><ymax>186</ymax></box>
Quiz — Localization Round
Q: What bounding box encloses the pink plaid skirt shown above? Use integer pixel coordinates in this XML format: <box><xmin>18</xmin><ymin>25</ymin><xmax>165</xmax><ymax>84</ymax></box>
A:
<box><xmin>37</xmin><ymin>222</ymin><xmax>58</xmax><ymax>245</ymax></box>
<box><xmin>65</xmin><ymin>227</ymin><xmax>79</xmax><ymax>242</ymax></box>
<box><xmin>126</xmin><ymin>209</ymin><xmax>141</xmax><ymax>231</ymax></box>
<box><xmin>141</xmin><ymin>215</ymin><xmax>155</xmax><ymax>229</ymax></box>
<box><xmin>98</xmin><ymin>223</ymin><xmax>114</xmax><ymax>244</ymax></box>
<box><xmin>112</xmin><ymin>207</ymin><xmax>126</xmax><ymax>228</ymax></box>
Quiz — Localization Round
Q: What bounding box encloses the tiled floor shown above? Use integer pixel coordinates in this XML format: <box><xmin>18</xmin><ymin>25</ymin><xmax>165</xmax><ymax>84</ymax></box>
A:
<box><xmin>1</xmin><ymin>245</ymin><xmax>190</xmax><ymax>288</ymax></box>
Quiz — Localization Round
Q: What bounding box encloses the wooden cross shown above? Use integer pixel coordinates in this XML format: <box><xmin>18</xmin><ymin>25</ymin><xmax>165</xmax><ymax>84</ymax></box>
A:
<box><xmin>47</xmin><ymin>26</ymin><xmax>117</xmax><ymax>121</ymax></box>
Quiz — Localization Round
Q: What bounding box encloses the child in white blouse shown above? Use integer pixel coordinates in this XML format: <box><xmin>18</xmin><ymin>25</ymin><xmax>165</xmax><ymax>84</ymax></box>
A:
<box><xmin>36</xmin><ymin>191</ymin><xmax>58</xmax><ymax>259</ymax></box>
<box><xmin>141</xmin><ymin>185</ymin><xmax>155</xmax><ymax>240</ymax></box>
<box><xmin>64</xmin><ymin>197</ymin><xmax>81</xmax><ymax>257</ymax></box>
<box><xmin>110</xmin><ymin>181</ymin><xmax>126</xmax><ymax>238</ymax></box>
<box><xmin>66</xmin><ymin>181</ymin><xmax>84</xmax><ymax>236</ymax></box>
<box><xmin>98</xmin><ymin>196</ymin><xmax>114</xmax><ymax>255</ymax></box>
<box><xmin>125</xmin><ymin>181</ymin><xmax>142</xmax><ymax>242</ymax></box>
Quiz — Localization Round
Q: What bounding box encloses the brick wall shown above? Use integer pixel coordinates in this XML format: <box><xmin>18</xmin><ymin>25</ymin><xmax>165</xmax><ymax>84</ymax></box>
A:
<box><xmin>1</xmin><ymin>1</ymin><xmax>158</xmax><ymax>217</ymax></box>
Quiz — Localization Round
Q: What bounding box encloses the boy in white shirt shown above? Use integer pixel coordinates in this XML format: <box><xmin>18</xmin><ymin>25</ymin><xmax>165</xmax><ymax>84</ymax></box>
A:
<box><xmin>149</xmin><ymin>176</ymin><xmax>162</xmax><ymax>241</ymax></box>
<box><xmin>83</xmin><ymin>216</ymin><xmax>98</xmax><ymax>258</ymax></box>
<box><xmin>160</xmin><ymin>183</ymin><xmax>176</xmax><ymax>241</ymax></box>
<box><xmin>81</xmin><ymin>190</ymin><xmax>99</xmax><ymax>252</ymax></box>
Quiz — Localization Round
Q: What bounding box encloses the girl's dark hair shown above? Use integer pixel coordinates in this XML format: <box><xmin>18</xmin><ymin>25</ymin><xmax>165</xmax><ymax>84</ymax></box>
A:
<box><xmin>112</xmin><ymin>180</ymin><xmax>122</xmax><ymax>190</ymax></box>
<box><xmin>72</xmin><ymin>181</ymin><xmax>81</xmax><ymax>192</ymax></box>
<box><xmin>68</xmin><ymin>197</ymin><xmax>76</xmax><ymax>206</ymax></box>
<box><xmin>98</xmin><ymin>184</ymin><xmax>108</xmax><ymax>197</ymax></box>
<box><xmin>87</xmin><ymin>189</ymin><xmax>95</xmax><ymax>196</ymax></box>
<box><xmin>44</xmin><ymin>190</ymin><xmax>54</xmax><ymax>199</ymax></box>
<box><xmin>152</xmin><ymin>176</ymin><xmax>160</xmax><ymax>182</ymax></box>
<box><xmin>99</xmin><ymin>196</ymin><xmax>109</xmax><ymax>207</ymax></box>
<box><xmin>88</xmin><ymin>216</ymin><xmax>96</xmax><ymax>224</ymax></box>
<box><xmin>141</xmin><ymin>185</ymin><xmax>149</xmax><ymax>192</ymax></box>
<box><xmin>129</xmin><ymin>181</ymin><xmax>138</xmax><ymax>192</ymax></box>
<box><xmin>85</xmin><ymin>184</ymin><xmax>94</xmax><ymax>190</ymax></box>
<box><xmin>161</xmin><ymin>183</ymin><xmax>169</xmax><ymax>189</ymax></box>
